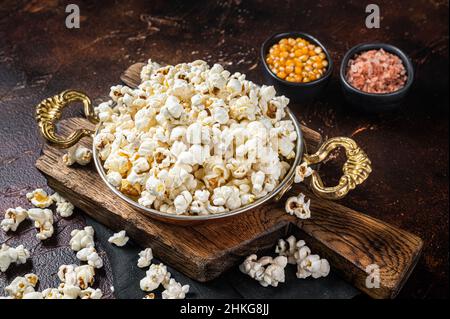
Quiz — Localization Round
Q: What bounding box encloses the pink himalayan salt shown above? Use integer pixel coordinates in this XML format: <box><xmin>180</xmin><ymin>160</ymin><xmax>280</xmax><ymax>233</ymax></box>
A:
<box><xmin>346</xmin><ymin>49</ymin><xmax>407</xmax><ymax>94</ymax></box>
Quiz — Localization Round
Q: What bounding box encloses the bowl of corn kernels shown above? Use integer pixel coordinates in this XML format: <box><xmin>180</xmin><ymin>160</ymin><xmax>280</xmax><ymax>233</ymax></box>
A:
<box><xmin>261</xmin><ymin>32</ymin><xmax>333</xmax><ymax>102</ymax></box>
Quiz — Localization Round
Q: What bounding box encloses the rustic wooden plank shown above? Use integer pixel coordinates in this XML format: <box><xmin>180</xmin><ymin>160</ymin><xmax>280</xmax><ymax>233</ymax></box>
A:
<box><xmin>36</xmin><ymin>117</ymin><xmax>422</xmax><ymax>298</ymax></box>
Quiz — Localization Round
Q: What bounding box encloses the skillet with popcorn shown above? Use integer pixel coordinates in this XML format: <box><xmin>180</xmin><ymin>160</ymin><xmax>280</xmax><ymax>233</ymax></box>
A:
<box><xmin>35</xmin><ymin>60</ymin><xmax>371</xmax><ymax>224</ymax></box>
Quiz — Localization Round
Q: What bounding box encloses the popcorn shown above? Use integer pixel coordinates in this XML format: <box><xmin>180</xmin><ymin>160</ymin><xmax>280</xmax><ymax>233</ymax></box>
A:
<box><xmin>294</xmin><ymin>162</ymin><xmax>313</xmax><ymax>183</ymax></box>
<box><xmin>58</xmin><ymin>264</ymin><xmax>95</xmax><ymax>290</ymax></box>
<box><xmin>162</xmin><ymin>278</ymin><xmax>189</xmax><ymax>299</ymax></box>
<box><xmin>174</xmin><ymin>191</ymin><xmax>193</xmax><ymax>214</ymax></box>
<box><xmin>51</xmin><ymin>192</ymin><xmax>75</xmax><ymax>217</ymax></box>
<box><xmin>4</xmin><ymin>273</ymin><xmax>39</xmax><ymax>299</ymax></box>
<box><xmin>1</xmin><ymin>207</ymin><xmax>28</xmax><ymax>232</ymax></box>
<box><xmin>27</xmin><ymin>208</ymin><xmax>54</xmax><ymax>240</ymax></box>
<box><xmin>63</xmin><ymin>145</ymin><xmax>92</xmax><ymax>166</ymax></box>
<box><xmin>137</xmin><ymin>248</ymin><xmax>153</xmax><ymax>268</ymax></box>
<box><xmin>70</xmin><ymin>226</ymin><xmax>95</xmax><ymax>251</ymax></box>
<box><xmin>239</xmin><ymin>254</ymin><xmax>288</xmax><ymax>287</ymax></box>
<box><xmin>297</xmin><ymin>254</ymin><xmax>330</xmax><ymax>279</ymax></box>
<box><xmin>76</xmin><ymin>247</ymin><xmax>104</xmax><ymax>269</ymax></box>
<box><xmin>0</xmin><ymin>244</ymin><xmax>30</xmax><ymax>272</ymax></box>
<box><xmin>140</xmin><ymin>263</ymin><xmax>171</xmax><ymax>292</ymax></box>
<box><xmin>274</xmin><ymin>235</ymin><xmax>330</xmax><ymax>280</ymax></box>
<box><xmin>79</xmin><ymin>287</ymin><xmax>103</xmax><ymax>299</ymax></box>
<box><xmin>108</xmin><ymin>230</ymin><xmax>129</xmax><ymax>247</ymax></box>
<box><xmin>42</xmin><ymin>288</ymin><xmax>63</xmax><ymax>299</ymax></box>
<box><xmin>26</xmin><ymin>188</ymin><xmax>53</xmax><ymax>208</ymax></box>
<box><xmin>42</xmin><ymin>264</ymin><xmax>101</xmax><ymax>299</ymax></box>
<box><xmin>58</xmin><ymin>283</ymin><xmax>82</xmax><ymax>299</ymax></box>
<box><xmin>95</xmin><ymin>60</ymin><xmax>297</xmax><ymax>216</ymax></box>
<box><xmin>275</xmin><ymin>235</ymin><xmax>301</xmax><ymax>264</ymax></box>
<box><xmin>285</xmin><ymin>193</ymin><xmax>311</xmax><ymax>219</ymax></box>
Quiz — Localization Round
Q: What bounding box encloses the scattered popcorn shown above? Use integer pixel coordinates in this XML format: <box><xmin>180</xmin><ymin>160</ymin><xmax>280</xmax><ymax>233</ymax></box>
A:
<box><xmin>4</xmin><ymin>273</ymin><xmax>39</xmax><ymax>299</ymax></box>
<box><xmin>1</xmin><ymin>207</ymin><xmax>28</xmax><ymax>232</ymax></box>
<box><xmin>275</xmin><ymin>235</ymin><xmax>330</xmax><ymax>280</ymax></box>
<box><xmin>239</xmin><ymin>254</ymin><xmax>288</xmax><ymax>287</ymax></box>
<box><xmin>70</xmin><ymin>226</ymin><xmax>95</xmax><ymax>251</ymax></box>
<box><xmin>58</xmin><ymin>264</ymin><xmax>95</xmax><ymax>290</ymax></box>
<box><xmin>50</xmin><ymin>192</ymin><xmax>75</xmax><ymax>217</ymax></box>
<box><xmin>26</xmin><ymin>188</ymin><xmax>53</xmax><ymax>208</ymax></box>
<box><xmin>79</xmin><ymin>287</ymin><xmax>103</xmax><ymax>299</ymax></box>
<box><xmin>63</xmin><ymin>144</ymin><xmax>92</xmax><ymax>166</ymax></box>
<box><xmin>76</xmin><ymin>247</ymin><xmax>103</xmax><ymax>269</ymax></box>
<box><xmin>294</xmin><ymin>162</ymin><xmax>313</xmax><ymax>183</ymax></box>
<box><xmin>42</xmin><ymin>288</ymin><xmax>63</xmax><ymax>299</ymax></box>
<box><xmin>137</xmin><ymin>248</ymin><xmax>153</xmax><ymax>268</ymax></box>
<box><xmin>162</xmin><ymin>278</ymin><xmax>190</xmax><ymax>299</ymax></box>
<box><xmin>140</xmin><ymin>263</ymin><xmax>171</xmax><ymax>292</ymax></box>
<box><xmin>27</xmin><ymin>208</ymin><xmax>54</xmax><ymax>240</ymax></box>
<box><xmin>108</xmin><ymin>230</ymin><xmax>129</xmax><ymax>247</ymax></box>
<box><xmin>0</xmin><ymin>244</ymin><xmax>30</xmax><ymax>272</ymax></box>
<box><xmin>297</xmin><ymin>254</ymin><xmax>330</xmax><ymax>279</ymax></box>
<box><xmin>285</xmin><ymin>193</ymin><xmax>311</xmax><ymax>219</ymax></box>
<box><xmin>275</xmin><ymin>235</ymin><xmax>303</xmax><ymax>264</ymax></box>
<box><xmin>95</xmin><ymin>59</ymin><xmax>297</xmax><ymax>216</ymax></box>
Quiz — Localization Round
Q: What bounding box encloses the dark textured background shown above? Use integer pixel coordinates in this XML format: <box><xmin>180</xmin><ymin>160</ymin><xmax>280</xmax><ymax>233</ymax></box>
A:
<box><xmin>0</xmin><ymin>0</ymin><xmax>448</xmax><ymax>299</ymax></box>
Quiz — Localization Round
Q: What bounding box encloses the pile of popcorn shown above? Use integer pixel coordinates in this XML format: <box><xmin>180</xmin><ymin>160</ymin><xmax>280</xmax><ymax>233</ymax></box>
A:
<box><xmin>94</xmin><ymin>59</ymin><xmax>297</xmax><ymax>215</ymax></box>
<box><xmin>240</xmin><ymin>235</ymin><xmax>330</xmax><ymax>287</ymax></box>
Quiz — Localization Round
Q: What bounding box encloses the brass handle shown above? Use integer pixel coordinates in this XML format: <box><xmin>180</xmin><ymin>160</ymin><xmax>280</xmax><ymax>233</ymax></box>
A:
<box><xmin>303</xmin><ymin>137</ymin><xmax>372</xmax><ymax>200</ymax></box>
<box><xmin>36</xmin><ymin>90</ymin><xmax>98</xmax><ymax>148</ymax></box>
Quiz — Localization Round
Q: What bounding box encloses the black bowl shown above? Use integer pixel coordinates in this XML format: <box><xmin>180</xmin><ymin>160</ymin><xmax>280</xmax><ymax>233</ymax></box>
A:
<box><xmin>260</xmin><ymin>32</ymin><xmax>333</xmax><ymax>103</ymax></box>
<box><xmin>339</xmin><ymin>43</ymin><xmax>414</xmax><ymax>113</ymax></box>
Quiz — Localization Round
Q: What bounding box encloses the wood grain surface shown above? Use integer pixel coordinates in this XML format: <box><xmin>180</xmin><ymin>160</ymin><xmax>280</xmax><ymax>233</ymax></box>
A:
<box><xmin>1</xmin><ymin>0</ymin><xmax>447</xmax><ymax>299</ymax></box>
<box><xmin>36</xmin><ymin>118</ymin><xmax>422</xmax><ymax>298</ymax></box>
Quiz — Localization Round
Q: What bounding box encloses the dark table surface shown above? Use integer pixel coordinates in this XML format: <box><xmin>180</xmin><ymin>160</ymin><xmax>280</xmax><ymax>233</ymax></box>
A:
<box><xmin>0</xmin><ymin>0</ymin><xmax>448</xmax><ymax>299</ymax></box>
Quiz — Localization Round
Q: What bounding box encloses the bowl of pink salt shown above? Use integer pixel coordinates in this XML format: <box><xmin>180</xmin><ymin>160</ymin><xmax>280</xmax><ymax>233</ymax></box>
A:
<box><xmin>339</xmin><ymin>43</ymin><xmax>414</xmax><ymax>113</ymax></box>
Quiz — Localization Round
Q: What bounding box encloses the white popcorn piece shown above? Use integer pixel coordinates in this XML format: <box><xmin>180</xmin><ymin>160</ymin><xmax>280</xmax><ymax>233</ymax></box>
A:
<box><xmin>140</xmin><ymin>263</ymin><xmax>171</xmax><ymax>292</ymax></box>
<box><xmin>79</xmin><ymin>287</ymin><xmax>103</xmax><ymax>299</ymax></box>
<box><xmin>145</xmin><ymin>176</ymin><xmax>166</xmax><ymax>197</ymax></box>
<box><xmin>0</xmin><ymin>244</ymin><xmax>30</xmax><ymax>272</ymax></box>
<box><xmin>294</xmin><ymin>162</ymin><xmax>313</xmax><ymax>183</ymax></box>
<box><xmin>275</xmin><ymin>235</ymin><xmax>300</xmax><ymax>264</ymax></box>
<box><xmin>239</xmin><ymin>254</ymin><xmax>288</xmax><ymax>287</ymax></box>
<box><xmin>76</xmin><ymin>247</ymin><xmax>104</xmax><ymax>269</ymax></box>
<box><xmin>51</xmin><ymin>192</ymin><xmax>75</xmax><ymax>218</ymax></box>
<box><xmin>58</xmin><ymin>265</ymin><xmax>95</xmax><ymax>289</ymax></box>
<box><xmin>260</xmin><ymin>256</ymin><xmax>287</xmax><ymax>287</ymax></box>
<box><xmin>106</xmin><ymin>171</ymin><xmax>123</xmax><ymax>187</ymax></box>
<box><xmin>162</xmin><ymin>278</ymin><xmax>189</xmax><ymax>299</ymax></box>
<box><xmin>285</xmin><ymin>193</ymin><xmax>311</xmax><ymax>219</ymax></box>
<box><xmin>1</xmin><ymin>207</ymin><xmax>28</xmax><ymax>232</ymax></box>
<box><xmin>42</xmin><ymin>288</ymin><xmax>63</xmax><ymax>299</ymax></box>
<box><xmin>174</xmin><ymin>191</ymin><xmax>193</xmax><ymax>214</ymax></box>
<box><xmin>27</xmin><ymin>208</ymin><xmax>54</xmax><ymax>240</ymax></box>
<box><xmin>108</xmin><ymin>230</ymin><xmax>129</xmax><ymax>247</ymax></box>
<box><xmin>70</xmin><ymin>226</ymin><xmax>95</xmax><ymax>251</ymax></box>
<box><xmin>296</xmin><ymin>254</ymin><xmax>330</xmax><ymax>279</ymax></box>
<box><xmin>26</xmin><ymin>188</ymin><xmax>53</xmax><ymax>208</ymax></box>
<box><xmin>58</xmin><ymin>283</ymin><xmax>81</xmax><ymax>299</ymax></box>
<box><xmin>63</xmin><ymin>145</ymin><xmax>92</xmax><ymax>166</ymax></box>
<box><xmin>137</xmin><ymin>248</ymin><xmax>154</xmax><ymax>268</ymax></box>
<box><xmin>4</xmin><ymin>273</ymin><xmax>39</xmax><ymax>299</ymax></box>
<box><xmin>74</xmin><ymin>265</ymin><xmax>96</xmax><ymax>289</ymax></box>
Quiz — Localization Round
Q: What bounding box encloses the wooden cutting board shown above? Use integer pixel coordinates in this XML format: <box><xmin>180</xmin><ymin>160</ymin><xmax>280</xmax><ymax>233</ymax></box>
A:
<box><xmin>35</xmin><ymin>63</ymin><xmax>423</xmax><ymax>299</ymax></box>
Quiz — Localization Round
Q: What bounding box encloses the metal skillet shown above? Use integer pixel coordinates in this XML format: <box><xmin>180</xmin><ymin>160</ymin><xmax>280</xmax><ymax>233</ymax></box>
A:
<box><xmin>35</xmin><ymin>87</ymin><xmax>371</xmax><ymax>225</ymax></box>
